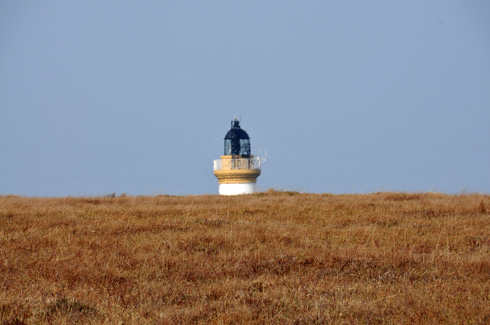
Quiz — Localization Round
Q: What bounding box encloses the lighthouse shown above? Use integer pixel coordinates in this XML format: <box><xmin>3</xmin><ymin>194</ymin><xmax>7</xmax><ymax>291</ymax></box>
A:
<box><xmin>213</xmin><ymin>118</ymin><xmax>265</xmax><ymax>195</ymax></box>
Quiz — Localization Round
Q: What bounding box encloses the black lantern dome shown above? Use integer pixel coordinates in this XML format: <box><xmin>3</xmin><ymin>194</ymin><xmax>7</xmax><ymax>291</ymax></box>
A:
<box><xmin>224</xmin><ymin>119</ymin><xmax>251</xmax><ymax>156</ymax></box>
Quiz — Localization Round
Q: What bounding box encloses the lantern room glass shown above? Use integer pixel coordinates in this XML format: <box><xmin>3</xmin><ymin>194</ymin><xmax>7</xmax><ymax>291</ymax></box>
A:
<box><xmin>224</xmin><ymin>138</ymin><xmax>250</xmax><ymax>156</ymax></box>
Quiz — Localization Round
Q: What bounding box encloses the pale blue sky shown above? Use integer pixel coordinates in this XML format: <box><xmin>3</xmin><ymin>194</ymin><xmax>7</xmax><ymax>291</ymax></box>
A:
<box><xmin>1</xmin><ymin>1</ymin><xmax>489</xmax><ymax>196</ymax></box>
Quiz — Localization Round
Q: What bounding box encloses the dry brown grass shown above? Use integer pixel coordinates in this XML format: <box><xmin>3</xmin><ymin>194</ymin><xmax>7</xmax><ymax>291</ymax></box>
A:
<box><xmin>1</xmin><ymin>192</ymin><xmax>489</xmax><ymax>324</ymax></box>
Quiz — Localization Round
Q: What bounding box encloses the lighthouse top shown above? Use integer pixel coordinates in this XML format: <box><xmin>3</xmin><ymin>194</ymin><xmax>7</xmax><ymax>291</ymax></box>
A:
<box><xmin>224</xmin><ymin>118</ymin><xmax>251</xmax><ymax>157</ymax></box>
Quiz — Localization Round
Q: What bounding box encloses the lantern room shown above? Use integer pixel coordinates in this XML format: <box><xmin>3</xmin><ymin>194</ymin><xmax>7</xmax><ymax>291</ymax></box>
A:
<box><xmin>224</xmin><ymin>119</ymin><xmax>251</xmax><ymax>157</ymax></box>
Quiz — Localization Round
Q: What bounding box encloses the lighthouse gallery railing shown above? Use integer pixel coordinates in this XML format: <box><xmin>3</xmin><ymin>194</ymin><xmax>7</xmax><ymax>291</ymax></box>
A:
<box><xmin>213</xmin><ymin>157</ymin><xmax>264</xmax><ymax>171</ymax></box>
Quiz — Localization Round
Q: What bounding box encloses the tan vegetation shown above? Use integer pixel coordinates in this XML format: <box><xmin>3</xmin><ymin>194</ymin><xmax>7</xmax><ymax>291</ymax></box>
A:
<box><xmin>1</xmin><ymin>192</ymin><xmax>489</xmax><ymax>324</ymax></box>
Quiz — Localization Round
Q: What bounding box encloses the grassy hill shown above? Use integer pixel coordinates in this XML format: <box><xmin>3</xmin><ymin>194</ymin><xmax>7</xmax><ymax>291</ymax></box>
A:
<box><xmin>1</xmin><ymin>192</ymin><xmax>489</xmax><ymax>323</ymax></box>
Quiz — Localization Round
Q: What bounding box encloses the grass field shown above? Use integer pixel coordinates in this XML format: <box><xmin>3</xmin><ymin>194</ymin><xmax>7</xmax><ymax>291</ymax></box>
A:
<box><xmin>1</xmin><ymin>191</ymin><xmax>489</xmax><ymax>324</ymax></box>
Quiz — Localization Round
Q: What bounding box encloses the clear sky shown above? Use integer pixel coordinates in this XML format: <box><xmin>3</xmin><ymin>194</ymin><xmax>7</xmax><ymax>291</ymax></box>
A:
<box><xmin>1</xmin><ymin>1</ymin><xmax>489</xmax><ymax>196</ymax></box>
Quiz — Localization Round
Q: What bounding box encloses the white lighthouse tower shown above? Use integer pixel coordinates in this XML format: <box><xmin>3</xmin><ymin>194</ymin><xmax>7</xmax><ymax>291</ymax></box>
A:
<box><xmin>213</xmin><ymin>118</ymin><xmax>265</xmax><ymax>195</ymax></box>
